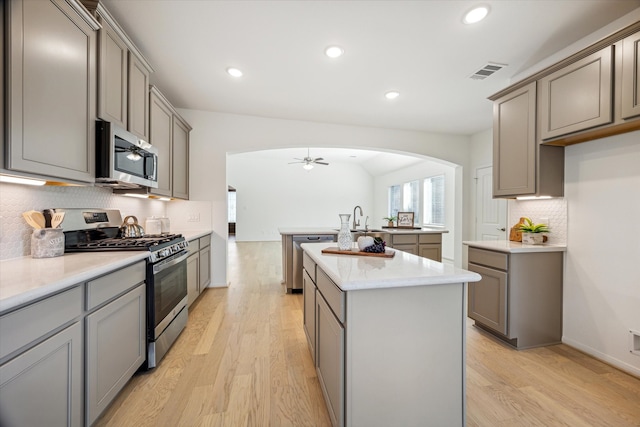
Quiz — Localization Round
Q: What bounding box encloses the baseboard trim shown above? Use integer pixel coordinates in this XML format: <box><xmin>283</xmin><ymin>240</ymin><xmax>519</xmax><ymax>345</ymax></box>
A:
<box><xmin>562</xmin><ymin>337</ymin><xmax>640</xmax><ymax>379</ymax></box>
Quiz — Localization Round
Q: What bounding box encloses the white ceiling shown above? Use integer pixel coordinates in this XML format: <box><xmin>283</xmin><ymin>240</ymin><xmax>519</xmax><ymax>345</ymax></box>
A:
<box><xmin>102</xmin><ymin>0</ymin><xmax>639</xmax><ymax>136</ymax></box>
<box><xmin>100</xmin><ymin>1</ymin><xmax>639</xmax><ymax>176</ymax></box>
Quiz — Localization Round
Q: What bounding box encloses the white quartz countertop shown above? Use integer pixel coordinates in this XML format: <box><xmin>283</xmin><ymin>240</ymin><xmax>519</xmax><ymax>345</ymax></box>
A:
<box><xmin>302</xmin><ymin>242</ymin><xmax>480</xmax><ymax>291</ymax></box>
<box><xmin>279</xmin><ymin>227</ymin><xmax>448</xmax><ymax>235</ymax></box>
<box><xmin>0</xmin><ymin>229</ymin><xmax>213</xmax><ymax>313</ymax></box>
<box><xmin>463</xmin><ymin>240</ymin><xmax>567</xmax><ymax>253</ymax></box>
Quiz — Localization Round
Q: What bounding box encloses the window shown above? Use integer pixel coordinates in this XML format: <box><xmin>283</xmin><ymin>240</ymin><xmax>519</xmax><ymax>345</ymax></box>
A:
<box><xmin>228</xmin><ymin>191</ymin><xmax>236</xmax><ymax>222</ymax></box>
<box><xmin>388</xmin><ymin>180</ymin><xmax>420</xmax><ymax>225</ymax></box>
<box><xmin>423</xmin><ymin>175</ymin><xmax>444</xmax><ymax>226</ymax></box>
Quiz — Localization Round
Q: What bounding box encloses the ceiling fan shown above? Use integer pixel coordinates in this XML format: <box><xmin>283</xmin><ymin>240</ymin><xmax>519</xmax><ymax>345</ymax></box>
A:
<box><xmin>288</xmin><ymin>148</ymin><xmax>329</xmax><ymax>170</ymax></box>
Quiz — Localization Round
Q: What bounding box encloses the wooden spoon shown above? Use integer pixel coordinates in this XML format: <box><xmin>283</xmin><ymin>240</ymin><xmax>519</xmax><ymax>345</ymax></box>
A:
<box><xmin>51</xmin><ymin>212</ymin><xmax>65</xmax><ymax>228</ymax></box>
<box><xmin>28</xmin><ymin>211</ymin><xmax>46</xmax><ymax>229</ymax></box>
<box><xmin>22</xmin><ymin>211</ymin><xmax>43</xmax><ymax>229</ymax></box>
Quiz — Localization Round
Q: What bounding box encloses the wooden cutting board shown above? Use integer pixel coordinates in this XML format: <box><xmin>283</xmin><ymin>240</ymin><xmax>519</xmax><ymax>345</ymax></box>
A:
<box><xmin>321</xmin><ymin>247</ymin><xmax>396</xmax><ymax>258</ymax></box>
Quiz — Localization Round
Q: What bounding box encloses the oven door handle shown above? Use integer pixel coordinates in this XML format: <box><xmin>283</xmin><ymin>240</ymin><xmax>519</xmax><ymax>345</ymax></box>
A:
<box><xmin>153</xmin><ymin>251</ymin><xmax>189</xmax><ymax>274</ymax></box>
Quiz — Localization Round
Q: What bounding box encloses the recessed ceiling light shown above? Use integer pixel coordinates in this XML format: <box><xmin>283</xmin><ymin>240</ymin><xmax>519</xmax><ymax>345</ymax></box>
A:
<box><xmin>226</xmin><ymin>67</ymin><xmax>243</xmax><ymax>77</ymax></box>
<box><xmin>325</xmin><ymin>46</ymin><xmax>344</xmax><ymax>58</ymax></box>
<box><xmin>385</xmin><ymin>91</ymin><xmax>400</xmax><ymax>100</ymax></box>
<box><xmin>463</xmin><ymin>5</ymin><xmax>490</xmax><ymax>24</ymax></box>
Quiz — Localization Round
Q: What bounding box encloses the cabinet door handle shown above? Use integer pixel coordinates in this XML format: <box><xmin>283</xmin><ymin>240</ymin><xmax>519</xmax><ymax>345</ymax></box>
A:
<box><xmin>497</xmin><ymin>227</ymin><xmax>506</xmax><ymax>231</ymax></box>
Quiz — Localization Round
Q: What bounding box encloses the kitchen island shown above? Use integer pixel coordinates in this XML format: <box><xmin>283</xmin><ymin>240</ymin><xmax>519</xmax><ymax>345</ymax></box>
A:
<box><xmin>301</xmin><ymin>241</ymin><xmax>480</xmax><ymax>427</ymax></box>
<box><xmin>279</xmin><ymin>227</ymin><xmax>448</xmax><ymax>292</ymax></box>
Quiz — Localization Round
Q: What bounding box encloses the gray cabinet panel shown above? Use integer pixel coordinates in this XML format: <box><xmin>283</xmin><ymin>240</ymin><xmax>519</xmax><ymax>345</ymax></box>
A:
<box><xmin>199</xmin><ymin>245</ymin><xmax>211</xmax><ymax>291</ymax></box>
<box><xmin>393</xmin><ymin>244</ymin><xmax>417</xmax><ymax>255</ymax></box>
<box><xmin>622</xmin><ymin>31</ymin><xmax>640</xmax><ymax>120</ymax></box>
<box><xmin>539</xmin><ymin>46</ymin><xmax>613</xmax><ymax>140</ymax></box>
<box><xmin>127</xmin><ymin>53</ymin><xmax>150</xmax><ymax>141</ymax></box>
<box><xmin>86</xmin><ymin>260</ymin><xmax>145</xmax><ymax>310</ymax></box>
<box><xmin>468</xmin><ymin>263</ymin><xmax>508</xmax><ymax>336</ymax></box>
<box><xmin>316</xmin><ymin>292</ymin><xmax>345</xmax><ymax>427</ymax></box>
<box><xmin>0</xmin><ymin>286</ymin><xmax>82</xmax><ymax>361</ymax></box>
<box><xmin>97</xmin><ymin>14</ymin><xmax>128</xmax><ymax>126</ymax></box>
<box><xmin>316</xmin><ymin>269</ymin><xmax>345</xmax><ymax>323</ymax></box>
<box><xmin>86</xmin><ymin>284</ymin><xmax>145</xmax><ymax>425</ymax></box>
<box><xmin>6</xmin><ymin>0</ymin><xmax>97</xmax><ymax>182</ymax></box>
<box><xmin>419</xmin><ymin>244</ymin><xmax>441</xmax><ymax>262</ymax></box>
<box><xmin>149</xmin><ymin>88</ymin><xmax>174</xmax><ymax>197</ymax></box>
<box><xmin>172</xmin><ymin>115</ymin><xmax>191</xmax><ymax>200</ymax></box>
<box><xmin>187</xmin><ymin>252</ymin><xmax>199</xmax><ymax>307</ymax></box>
<box><xmin>493</xmin><ymin>82</ymin><xmax>537</xmax><ymax>196</ymax></box>
<box><xmin>302</xmin><ymin>269</ymin><xmax>316</xmax><ymax>363</ymax></box>
<box><xmin>0</xmin><ymin>322</ymin><xmax>82</xmax><ymax>427</ymax></box>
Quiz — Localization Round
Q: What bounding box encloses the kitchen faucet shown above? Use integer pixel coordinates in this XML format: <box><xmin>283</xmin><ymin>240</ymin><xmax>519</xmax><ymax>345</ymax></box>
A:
<box><xmin>353</xmin><ymin>205</ymin><xmax>363</xmax><ymax>230</ymax></box>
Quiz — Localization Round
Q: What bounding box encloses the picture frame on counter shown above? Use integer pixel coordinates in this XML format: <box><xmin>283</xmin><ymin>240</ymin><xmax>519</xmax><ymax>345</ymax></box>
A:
<box><xmin>397</xmin><ymin>212</ymin><xmax>415</xmax><ymax>228</ymax></box>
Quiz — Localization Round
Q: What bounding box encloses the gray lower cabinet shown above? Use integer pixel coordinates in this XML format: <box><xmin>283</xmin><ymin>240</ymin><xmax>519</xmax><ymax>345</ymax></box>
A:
<box><xmin>187</xmin><ymin>234</ymin><xmax>212</xmax><ymax>306</ymax></box>
<box><xmin>85</xmin><ymin>260</ymin><xmax>146</xmax><ymax>425</ymax></box>
<box><xmin>315</xmin><ymin>289</ymin><xmax>345</xmax><ymax>427</ymax></box>
<box><xmin>467</xmin><ymin>247</ymin><xmax>563</xmax><ymax>349</ymax></box>
<box><xmin>5</xmin><ymin>0</ymin><xmax>99</xmax><ymax>183</ymax></box>
<box><xmin>302</xmin><ymin>268</ymin><xmax>316</xmax><ymax>363</ymax></box>
<box><xmin>86</xmin><ymin>283</ymin><xmax>146</xmax><ymax>425</ymax></box>
<box><xmin>0</xmin><ymin>286</ymin><xmax>83</xmax><ymax>427</ymax></box>
<box><xmin>386</xmin><ymin>233</ymin><xmax>442</xmax><ymax>261</ymax></box>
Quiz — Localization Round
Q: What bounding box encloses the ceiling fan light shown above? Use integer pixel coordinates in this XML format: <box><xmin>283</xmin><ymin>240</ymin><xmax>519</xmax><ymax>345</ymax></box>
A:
<box><xmin>303</xmin><ymin>163</ymin><xmax>314</xmax><ymax>170</ymax></box>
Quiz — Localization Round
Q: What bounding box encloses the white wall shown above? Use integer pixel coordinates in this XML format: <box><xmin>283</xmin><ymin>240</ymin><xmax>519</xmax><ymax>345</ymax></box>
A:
<box><xmin>373</xmin><ymin>160</ymin><xmax>457</xmax><ymax>262</ymax></box>
<box><xmin>178</xmin><ymin>109</ymin><xmax>474</xmax><ymax>286</ymax></box>
<box><xmin>227</xmin><ymin>154</ymin><xmax>374</xmax><ymax>241</ymax></box>
<box><xmin>563</xmin><ymin>131</ymin><xmax>640</xmax><ymax>376</ymax></box>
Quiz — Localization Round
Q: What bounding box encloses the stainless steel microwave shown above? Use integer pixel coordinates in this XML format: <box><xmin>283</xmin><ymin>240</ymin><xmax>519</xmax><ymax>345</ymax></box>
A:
<box><xmin>95</xmin><ymin>121</ymin><xmax>159</xmax><ymax>189</ymax></box>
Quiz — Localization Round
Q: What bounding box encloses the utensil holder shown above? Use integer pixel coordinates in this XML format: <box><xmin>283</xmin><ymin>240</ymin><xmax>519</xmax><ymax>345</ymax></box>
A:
<box><xmin>31</xmin><ymin>228</ymin><xmax>65</xmax><ymax>258</ymax></box>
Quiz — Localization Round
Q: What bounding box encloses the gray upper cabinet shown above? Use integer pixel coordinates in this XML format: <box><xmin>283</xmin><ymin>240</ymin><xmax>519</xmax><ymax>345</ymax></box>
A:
<box><xmin>622</xmin><ymin>31</ymin><xmax>640</xmax><ymax>120</ymax></box>
<box><xmin>493</xmin><ymin>82</ymin><xmax>536</xmax><ymax>196</ymax></box>
<box><xmin>149</xmin><ymin>86</ymin><xmax>191</xmax><ymax>200</ymax></box>
<box><xmin>172</xmin><ymin>115</ymin><xmax>191</xmax><ymax>200</ymax></box>
<box><xmin>539</xmin><ymin>46</ymin><xmax>614</xmax><ymax>140</ymax></box>
<box><xmin>149</xmin><ymin>87</ymin><xmax>174</xmax><ymax>197</ymax></box>
<box><xmin>5</xmin><ymin>0</ymin><xmax>99</xmax><ymax>183</ymax></box>
<box><xmin>93</xmin><ymin>3</ymin><xmax>153</xmax><ymax>141</ymax></box>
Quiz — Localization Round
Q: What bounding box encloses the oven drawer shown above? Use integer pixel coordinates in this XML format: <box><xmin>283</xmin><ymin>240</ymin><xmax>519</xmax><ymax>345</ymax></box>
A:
<box><xmin>86</xmin><ymin>261</ymin><xmax>146</xmax><ymax>310</ymax></box>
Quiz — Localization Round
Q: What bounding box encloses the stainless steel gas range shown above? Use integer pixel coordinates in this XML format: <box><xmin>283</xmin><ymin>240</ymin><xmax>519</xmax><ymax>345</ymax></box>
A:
<box><xmin>60</xmin><ymin>208</ymin><xmax>188</xmax><ymax>370</ymax></box>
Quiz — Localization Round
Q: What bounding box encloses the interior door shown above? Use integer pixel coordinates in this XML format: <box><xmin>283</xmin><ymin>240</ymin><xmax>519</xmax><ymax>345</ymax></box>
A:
<box><xmin>475</xmin><ymin>166</ymin><xmax>507</xmax><ymax>241</ymax></box>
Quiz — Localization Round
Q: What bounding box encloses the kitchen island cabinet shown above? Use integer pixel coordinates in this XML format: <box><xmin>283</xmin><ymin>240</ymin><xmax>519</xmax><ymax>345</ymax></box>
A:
<box><xmin>4</xmin><ymin>0</ymin><xmax>99</xmax><ymax>183</ymax></box>
<box><xmin>302</xmin><ymin>242</ymin><xmax>480</xmax><ymax>427</ymax></box>
<box><xmin>464</xmin><ymin>240</ymin><xmax>566</xmax><ymax>349</ymax></box>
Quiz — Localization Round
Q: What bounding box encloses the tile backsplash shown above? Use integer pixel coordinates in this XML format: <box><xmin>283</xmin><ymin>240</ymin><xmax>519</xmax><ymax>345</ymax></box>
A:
<box><xmin>0</xmin><ymin>183</ymin><xmax>166</xmax><ymax>260</ymax></box>
<box><xmin>508</xmin><ymin>198</ymin><xmax>567</xmax><ymax>245</ymax></box>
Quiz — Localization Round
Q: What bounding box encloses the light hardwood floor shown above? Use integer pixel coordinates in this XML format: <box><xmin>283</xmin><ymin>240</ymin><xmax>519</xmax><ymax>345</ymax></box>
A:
<box><xmin>96</xmin><ymin>240</ymin><xmax>640</xmax><ymax>426</ymax></box>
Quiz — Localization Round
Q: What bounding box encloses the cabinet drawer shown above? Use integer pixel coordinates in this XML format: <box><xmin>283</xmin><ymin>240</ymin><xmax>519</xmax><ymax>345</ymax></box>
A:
<box><xmin>419</xmin><ymin>234</ymin><xmax>441</xmax><ymax>244</ymax></box>
<box><xmin>316</xmin><ymin>269</ymin><xmax>345</xmax><ymax>324</ymax></box>
<box><xmin>86</xmin><ymin>261</ymin><xmax>146</xmax><ymax>310</ymax></box>
<box><xmin>200</xmin><ymin>234</ymin><xmax>211</xmax><ymax>248</ymax></box>
<box><xmin>303</xmin><ymin>252</ymin><xmax>316</xmax><ymax>283</ymax></box>
<box><xmin>468</xmin><ymin>248</ymin><xmax>508</xmax><ymax>271</ymax></box>
<box><xmin>392</xmin><ymin>234</ymin><xmax>418</xmax><ymax>245</ymax></box>
<box><xmin>0</xmin><ymin>286</ymin><xmax>82</xmax><ymax>360</ymax></box>
<box><xmin>188</xmin><ymin>238</ymin><xmax>200</xmax><ymax>252</ymax></box>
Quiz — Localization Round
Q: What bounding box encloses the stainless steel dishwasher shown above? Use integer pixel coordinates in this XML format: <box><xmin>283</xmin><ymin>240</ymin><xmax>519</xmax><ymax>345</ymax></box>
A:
<box><xmin>292</xmin><ymin>235</ymin><xmax>335</xmax><ymax>292</ymax></box>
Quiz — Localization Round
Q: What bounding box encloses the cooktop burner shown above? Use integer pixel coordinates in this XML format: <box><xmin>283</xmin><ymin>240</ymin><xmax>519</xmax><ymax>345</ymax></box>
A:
<box><xmin>68</xmin><ymin>234</ymin><xmax>182</xmax><ymax>251</ymax></box>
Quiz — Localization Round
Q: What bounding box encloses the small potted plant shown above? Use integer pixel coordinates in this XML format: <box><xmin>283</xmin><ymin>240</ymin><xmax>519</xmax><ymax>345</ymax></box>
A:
<box><xmin>518</xmin><ymin>217</ymin><xmax>550</xmax><ymax>245</ymax></box>
<box><xmin>383</xmin><ymin>216</ymin><xmax>397</xmax><ymax>228</ymax></box>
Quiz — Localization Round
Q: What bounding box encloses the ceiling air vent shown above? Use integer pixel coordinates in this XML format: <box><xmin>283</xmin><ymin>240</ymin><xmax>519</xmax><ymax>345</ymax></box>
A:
<box><xmin>469</xmin><ymin>62</ymin><xmax>507</xmax><ymax>80</ymax></box>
